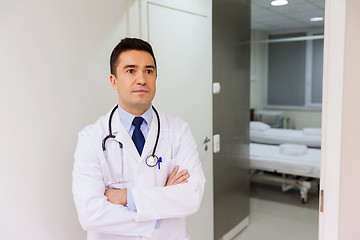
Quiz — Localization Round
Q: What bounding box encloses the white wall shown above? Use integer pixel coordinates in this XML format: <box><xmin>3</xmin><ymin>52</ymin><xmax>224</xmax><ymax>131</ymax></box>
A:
<box><xmin>338</xmin><ymin>0</ymin><xmax>360</xmax><ymax>238</ymax></box>
<box><xmin>250</xmin><ymin>30</ymin><xmax>322</xmax><ymax>129</ymax></box>
<box><xmin>0</xmin><ymin>1</ymin><xmax>213</xmax><ymax>239</ymax></box>
<box><xmin>0</xmin><ymin>1</ymin><xmax>129</xmax><ymax>239</ymax></box>
<box><xmin>318</xmin><ymin>0</ymin><xmax>360</xmax><ymax>239</ymax></box>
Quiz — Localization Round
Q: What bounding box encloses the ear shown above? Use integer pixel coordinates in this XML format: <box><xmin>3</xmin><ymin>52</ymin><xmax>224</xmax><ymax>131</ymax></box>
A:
<box><xmin>110</xmin><ymin>74</ymin><xmax>118</xmax><ymax>90</ymax></box>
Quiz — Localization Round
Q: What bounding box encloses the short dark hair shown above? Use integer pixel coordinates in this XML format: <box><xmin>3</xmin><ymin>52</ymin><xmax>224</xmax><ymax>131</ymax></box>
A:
<box><xmin>110</xmin><ymin>37</ymin><xmax>157</xmax><ymax>75</ymax></box>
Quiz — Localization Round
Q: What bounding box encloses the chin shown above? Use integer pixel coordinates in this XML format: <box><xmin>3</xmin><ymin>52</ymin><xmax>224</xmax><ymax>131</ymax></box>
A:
<box><xmin>133</xmin><ymin>101</ymin><xmax>151</xmax><ymax>108</ymax></box>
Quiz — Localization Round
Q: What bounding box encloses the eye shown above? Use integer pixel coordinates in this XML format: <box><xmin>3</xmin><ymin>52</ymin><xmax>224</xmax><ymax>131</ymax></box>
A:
<box><xmin>127</xmin><ymin>69</ymin><xmax>135</xmax><ymax>74</ymax></box>
<box><xmin>145</xmin><ymin>69</ymin><xmax>153</xmax><ymax>74</ymax></box>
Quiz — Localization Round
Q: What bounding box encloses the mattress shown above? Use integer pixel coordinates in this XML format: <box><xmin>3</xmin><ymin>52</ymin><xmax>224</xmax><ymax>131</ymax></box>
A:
<box><xmin>250</xmin><ymin>128</ymin><xmax>321</xmax><ymax>147</ymax></box>
<box><xmin>250</xmin><ymin>143</ymin><xmax>321</xmax><ymax>178</ymax></box>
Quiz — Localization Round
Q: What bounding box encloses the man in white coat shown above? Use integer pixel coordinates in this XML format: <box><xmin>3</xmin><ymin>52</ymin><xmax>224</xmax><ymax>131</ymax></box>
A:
<box><xmin>72</xmin><ymin>38</ymin><xmax>206</xmax><ymax>240</ymax></box>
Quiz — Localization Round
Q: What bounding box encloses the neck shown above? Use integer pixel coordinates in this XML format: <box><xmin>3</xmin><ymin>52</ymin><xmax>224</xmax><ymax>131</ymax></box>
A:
<box><xmin>119</xmin><ymin>103</ymin><xmax>151</xmax><ymax>116</ymax></box>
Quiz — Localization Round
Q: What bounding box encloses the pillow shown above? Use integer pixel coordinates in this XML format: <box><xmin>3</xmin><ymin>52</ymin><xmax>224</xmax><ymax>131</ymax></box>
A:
<box><xmin>279</xmin><ymin>144</ymin><xmax>308</xmax><ymax>156</ymax></box>
<box><xmin>250</xmin><ymin>121</ymin><xmax>271</xmax><ymax>132</ymax></box>
<box><xmin>302</xmin><ymin>128</ymin><xmax>322</xmax><ymax>136</ymax></box>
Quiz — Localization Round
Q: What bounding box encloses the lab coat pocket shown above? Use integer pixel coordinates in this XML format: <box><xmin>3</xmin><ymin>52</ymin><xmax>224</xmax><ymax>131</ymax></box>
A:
<box><xmin>153</xmin><ymin>157</ymin><xmax>176</xmax><ymax>186</ymax></box>
<box><xmin>139</xmin><ymin>157</ymin><xmax>175</xmax><ymax>187</ymax></box>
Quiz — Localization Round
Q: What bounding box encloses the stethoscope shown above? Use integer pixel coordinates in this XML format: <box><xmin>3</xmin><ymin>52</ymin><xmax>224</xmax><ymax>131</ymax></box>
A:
<box><xmin>102</xmin><ymin>105</ymin><xmax>161</xmax><ymax>167</ymax></box>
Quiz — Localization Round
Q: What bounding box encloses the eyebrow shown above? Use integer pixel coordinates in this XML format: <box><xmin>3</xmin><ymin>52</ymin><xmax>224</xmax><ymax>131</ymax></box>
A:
<box><xmin>124</xmin><ymin>64</ymin><xmax>136</xmax><ymax>69</ymax></box>
<box><xmin>123</xmin><ymin>64</ymin><xmax>156</xmax><ymax>69</ymax></box>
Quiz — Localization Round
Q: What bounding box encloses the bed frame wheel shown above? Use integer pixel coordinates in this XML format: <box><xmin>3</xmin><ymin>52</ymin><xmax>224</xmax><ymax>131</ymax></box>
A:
<box><xmin>300</xmin><ymin>181</ymin><xmax>311</xmax><ymax>204</ymax></box>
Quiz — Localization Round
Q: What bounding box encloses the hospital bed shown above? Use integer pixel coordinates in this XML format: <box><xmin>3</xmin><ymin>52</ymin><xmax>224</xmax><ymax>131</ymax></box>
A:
<box><xmin>250</xmin><ymin>121</ymin><xmax>321</xmax><ymax>148</ymax></box>
<box><xmin>250</xmin><ymin>143</ymin><xmax>321</xmax><ymax>203</ymax></box>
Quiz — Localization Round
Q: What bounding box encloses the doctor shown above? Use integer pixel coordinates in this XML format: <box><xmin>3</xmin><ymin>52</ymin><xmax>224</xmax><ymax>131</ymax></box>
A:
<box><xmin>72</xmin><ymin>38</ymin><xmax>206</xmax><ymax>240</ymax></box>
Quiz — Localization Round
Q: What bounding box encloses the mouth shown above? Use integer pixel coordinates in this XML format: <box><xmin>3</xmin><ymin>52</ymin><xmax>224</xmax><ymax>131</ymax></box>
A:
<box><xmin>133</xmin><ymin>89</ymin><xmax>148</xmax><ymax>94</ymax></box>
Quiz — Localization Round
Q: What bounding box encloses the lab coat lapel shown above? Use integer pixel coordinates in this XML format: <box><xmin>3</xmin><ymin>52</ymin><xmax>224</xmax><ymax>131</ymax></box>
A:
<box><xmin>141</xmin><ymin>110</ymin><xmax>159</xmax><ymax>159</ymax></box>
<box><xmin>112</xmin><ymin>109</ymin><xmax>142</xmax><ymax>161</ymax></box>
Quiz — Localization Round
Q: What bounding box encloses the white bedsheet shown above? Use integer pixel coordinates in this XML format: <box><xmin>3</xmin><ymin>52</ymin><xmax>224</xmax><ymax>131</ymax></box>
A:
<box><xmin>250</xmin><ymin>128</ymin><xmax>321</xmax><ymax>147</ymax></box>
<box><xmin>250</xmin><ymin>143</ymin><xmax>321</xmax><ymax>178</ymax></box>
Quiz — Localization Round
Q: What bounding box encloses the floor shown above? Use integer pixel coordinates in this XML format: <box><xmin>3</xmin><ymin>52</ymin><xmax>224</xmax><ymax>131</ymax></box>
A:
<box><xmin>233</xmin><ymin>181</ymin><xmax>319</xmax><ymax>240</ymax></box>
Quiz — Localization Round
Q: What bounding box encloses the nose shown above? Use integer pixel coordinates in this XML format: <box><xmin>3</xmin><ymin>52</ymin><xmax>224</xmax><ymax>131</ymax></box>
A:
<box><xmin>135</xmin><ymin>72</ymin><xmax>146</xmax><ymax>85</ymax></box>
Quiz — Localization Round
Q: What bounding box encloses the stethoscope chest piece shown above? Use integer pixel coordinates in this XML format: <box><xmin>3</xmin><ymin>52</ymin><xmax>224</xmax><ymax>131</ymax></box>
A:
<box><xmin>103</xmin><ymin>105</ymin><xmax>161</xmax><ymax>169</ymax></box>
<box><xmin>146</xmin><ymin>155</ymin><xmax>158</xmax><ymax>167</ymax></box>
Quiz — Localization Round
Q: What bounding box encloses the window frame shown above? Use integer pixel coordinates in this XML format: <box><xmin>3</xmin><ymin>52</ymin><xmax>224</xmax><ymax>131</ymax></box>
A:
<box><xmin>265</xmin><ymin>28</ymin><xmax>324</xmax><ymax>110</ymax></box>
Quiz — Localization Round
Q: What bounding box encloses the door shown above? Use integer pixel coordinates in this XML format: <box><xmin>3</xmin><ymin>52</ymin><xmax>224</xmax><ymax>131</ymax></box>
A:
<box><xmin>143</xmin><ymin>2</ymin><xmax>214</xmax><ymax>240</ymax></box>
<box><xmin>213</xmin><ymin>0</ymin><xmax>251</xmax><ymax>239</ymax></box>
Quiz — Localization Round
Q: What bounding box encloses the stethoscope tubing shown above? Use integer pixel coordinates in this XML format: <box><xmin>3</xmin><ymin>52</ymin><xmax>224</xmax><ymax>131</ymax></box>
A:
<box><xmin>102</xmin><ymin>105</ymin><xmax>122</xmax><ymax>151</ymax></box>
<box><xmin>102</xmin><ymin>105</ymin><xmax>160</xmax><ymax>160</ymax></box>
<box><xmin>151</xmin><ymin>106</ymin><xmax>160</xmax><ymax>157</ymax></box>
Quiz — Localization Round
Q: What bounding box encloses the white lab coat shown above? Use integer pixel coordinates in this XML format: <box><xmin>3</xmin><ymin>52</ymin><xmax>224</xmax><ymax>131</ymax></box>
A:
<box><xmin>72</xmin><ymin>107</ymin><xmax>206</xmax><ymax>240</ymax></box>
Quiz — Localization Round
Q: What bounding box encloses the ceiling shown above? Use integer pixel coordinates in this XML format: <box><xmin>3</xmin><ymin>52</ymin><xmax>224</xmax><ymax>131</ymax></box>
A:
<box><xmin>251</xmin><ymin>0</ymin><xmax>325</xmax><ymax>33</ymax></box>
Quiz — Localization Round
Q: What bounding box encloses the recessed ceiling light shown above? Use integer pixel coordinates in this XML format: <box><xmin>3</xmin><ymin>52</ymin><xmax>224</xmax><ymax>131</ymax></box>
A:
<box><xmin>310</xmin><ymin>17</ymin><xmax>324</xmax><ymax>22</ymax></box>
<box><xmin>271</xmin><ymin>0</ymin><xmax>289</xmax><ymax>6</ymax></box>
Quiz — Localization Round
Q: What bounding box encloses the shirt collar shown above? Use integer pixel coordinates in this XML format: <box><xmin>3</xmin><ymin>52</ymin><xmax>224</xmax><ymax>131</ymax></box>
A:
<box><xmin>117</xmin><ymin>105</ymin><xmax>153</xmax><ymax>131</ymax></box>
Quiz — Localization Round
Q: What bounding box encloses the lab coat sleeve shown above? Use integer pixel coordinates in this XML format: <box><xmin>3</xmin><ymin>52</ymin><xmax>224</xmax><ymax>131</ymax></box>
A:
<box><xmin>131</xmin><ymin>123</ymin><xmax>206</xmax><ymax>221</ymax></box>
<box><xmin>72</xmin><ymin>130</ymin><xmax>156</xmax><ymax>236</ymax></box>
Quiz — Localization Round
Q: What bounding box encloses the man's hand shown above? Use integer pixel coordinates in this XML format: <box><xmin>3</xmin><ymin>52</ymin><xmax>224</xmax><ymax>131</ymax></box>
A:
<box><xmin>105</xmin><ymin>188</ymin><xmax>127</xmax><ymax>205</ymax></box>
<box><xmin>165</xmin><ymin>165</ymin><xmax>190</xmax><ymax>186</ymax></box>
<box><xmin>105</xmin><ymin>166</ymin><xmax>189</xmax><ymax>203</ymax></box>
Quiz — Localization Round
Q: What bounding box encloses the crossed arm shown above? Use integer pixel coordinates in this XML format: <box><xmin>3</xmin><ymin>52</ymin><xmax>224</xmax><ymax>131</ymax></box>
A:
<box><xmin>105</xmin><ymin>165</ymin><xmax>190</xmax><ymax>205</ymax></box>
<box><xmin>73</xmin><ymin>122</ymin><xmax>205</xmax><ymax>235</ymax></box>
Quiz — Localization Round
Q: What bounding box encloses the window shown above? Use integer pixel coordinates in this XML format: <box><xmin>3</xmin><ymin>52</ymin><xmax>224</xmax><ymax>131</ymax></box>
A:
<box><xmin>310</xmin><ymin>38</ymin><xmax>324</xmax><ymax>104</ymax></box>
<box><xmin>266</xmin><ymin>31</ymin><xmax>323</xmax><ymax>109</ymax></box>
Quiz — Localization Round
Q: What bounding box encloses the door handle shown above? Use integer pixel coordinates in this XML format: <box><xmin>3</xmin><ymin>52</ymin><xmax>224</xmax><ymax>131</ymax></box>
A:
<box><xmin>203</xmin><ymin>136</ymin><xmax>211</xmax><ymax>144</ymax></box>
<box><xmin>203</xmin><ymin>136</ymin><xmax>211</xmax><ymax>151</ymax></box>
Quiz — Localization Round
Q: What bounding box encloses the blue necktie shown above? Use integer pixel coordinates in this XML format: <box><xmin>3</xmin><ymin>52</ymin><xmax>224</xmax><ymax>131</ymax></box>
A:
<box><xmin>132</xmin><ymin>117</ymin><xmax>161</xmax><ymax>228</ymax></box>
<box><xmin>132</xmin><ymin>117</ymin><xmax>145</xmax><ymax>155</ymax></box>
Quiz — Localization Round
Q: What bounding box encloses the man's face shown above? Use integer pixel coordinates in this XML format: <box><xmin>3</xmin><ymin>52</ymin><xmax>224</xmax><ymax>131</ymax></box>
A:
<box><xmin>110</xmin><ymin>50</ymin><xmax>157</xmax><ymax>116</ymax></box>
